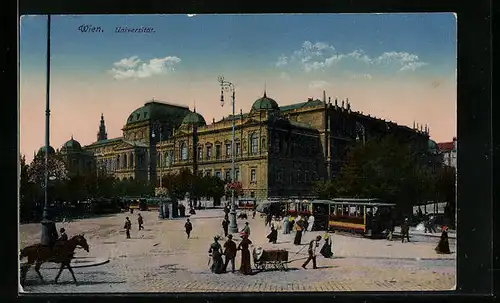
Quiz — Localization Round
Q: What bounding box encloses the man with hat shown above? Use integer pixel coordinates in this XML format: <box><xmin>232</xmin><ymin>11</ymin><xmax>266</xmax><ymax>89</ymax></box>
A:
<box><xmin>58</xmin><ymin>227</ymin><xmax>68</xmax><ymax>242</ymax></box>
<box><xmin>401</xmin><ymin>218</ymin><xmax>410</xmax><ymax>243</ymax></box>
<box><xmin>302</xmin><ymin>235</ymin><xmax>322</xmax><ymax>269</ymax></box>
<box><xmin>222</xmin><ymin>234</ymin><xmax>237</xmax><ymax>273</ymax></box>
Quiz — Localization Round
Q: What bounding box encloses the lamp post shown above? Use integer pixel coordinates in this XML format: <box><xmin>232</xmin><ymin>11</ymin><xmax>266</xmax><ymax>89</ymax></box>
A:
<box><xmin>41</xmin><ymin>15</ymin><xmax>58</xmax><ymax>245</ymax></box>
<box><xmin>218</xmin><ymin>76</ymin><xmax>238</xmax><ymax>233</ymax></box>
<box><xmin>151</xmin><ymin>122</ymin><xmax>163</xmax><ymax>188</ymax></box>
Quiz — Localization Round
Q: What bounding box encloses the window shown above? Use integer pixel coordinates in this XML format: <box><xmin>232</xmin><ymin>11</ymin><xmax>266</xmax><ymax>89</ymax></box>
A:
<box><xmin>235</xmin><ymin>170</ymin><xmax>240</xmax><ymax>181</ymax></box>
<box><xmin>250</xmin><ymin>133</ymin><xmax>258</xmax><ymax>155</ymax></box>
<box><xmin>250</xmin><ymin>168</ymin><xmax>257</xmax><ymax>183</ymax></box>
<box><xmin>206</xmin><ymin>146</ymin><xmax>212</xmax><ymax>159</ymax></box>
<box><xmin>130</xmin><ymin>154</ymin><xmax>134</xmax><ymax>168</ymax></box>
<box><xmin>225</xmin><ymin>144</ymin><xmax>231</xmax><ymax>157</ymax></box>
<box><xmin>163</xmin><ymin>152</ymin><xmax>169</xmax><ymax>166</ymax></box>
<box><xmin>181</xmin><ymin>143</ymin><xmax>188</xmax><ymax>161</ymax></box>
<box><xmin>250</xmin><ymin>191</ymin><xmax>255</xmax><ymax>198</ymax></box>
<box><xmin>236</xmin><ymin>142</ymin><xmax>241</xmax><ymax>156</ymax></box>
<box><xmin>205</xmin><ymin>170</ymin><xmax>212</xmax><ymax>177</ymax></box>
<box><xmin>197</xmin><ymin>147</ymin><xmax>203</xmax><ymax>161</ymax></box>
<box><xmin>123</xmin><ymin>154</ymin><xmax>128</xmax><ymax>169</ymax></box>
<box><xmin>225</xmin><ymin>170</ymin><xmax>231</xmax><ymax>181</ymax></box>
<box><xmin>215</xmin><ymin>145</ymin><xmax>221</xmax><ymax>159</ymax></box>
<box><xmin>215</xmin><ymin>171</ymin><xmax>222</xmax><ymax>179</ymax></box>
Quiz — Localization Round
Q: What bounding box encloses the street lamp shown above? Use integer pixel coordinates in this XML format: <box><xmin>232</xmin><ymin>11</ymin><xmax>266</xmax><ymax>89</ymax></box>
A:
<box><xmin>40</xmin><ymin>15</ymin><xmax>58</xmax><ymax>246</ymax></box>
<box><xmin>218</xmin><ymin>75</ymin><xmax>238</xmax><ymax>234</ymax></box>
<box><xmin>151</xmin><ymin>122</ymin><xmax>163</xmax><ymax>188</ymax></box>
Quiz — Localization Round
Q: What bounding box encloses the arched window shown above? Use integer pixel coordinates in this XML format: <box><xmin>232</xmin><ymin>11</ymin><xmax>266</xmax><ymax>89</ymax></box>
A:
<box><xmin>116</xmin><ymin>155</ymin><xmax>120</xmax><ymax>170</ymax></box>
<box><xmin>164</xmin><ymin>151</ymin><xmax>169</xmax><ymax>166</ymax></box>
<box><xmin>129</xmin><ymin>152</ymin><xmax>134</xmax><ymax>168</ymax></box>
<box><xmin>250</xmin><ymin>133</ymin><xmax>258</xmax><ymax>155</ymax></box>
<box><xmin>123</xmin><ymin>154</ymin><xmax>128</xmax><ymax>169</ymax></box>
<box><xmin>181</xmin><ymin>142</ymin><xmax>188</xmax><ymax>161</ymax></box>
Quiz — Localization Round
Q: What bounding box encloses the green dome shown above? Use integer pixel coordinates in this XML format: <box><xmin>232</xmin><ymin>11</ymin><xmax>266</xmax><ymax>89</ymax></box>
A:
<box><xmin>37</xmin><ymin>146</ymin><xmax>56</xmax><ymax>156</ymax></box>
<box><xmin>62</xmin><ymin>137</ymin><xmax>82</xmax><ymax>151</ymax></box>
<box><xmin>126</xmin><ymin>100</ymin><xmax>191</xmax><ymax>125</ymax></box>
<box><xmin>251</xmin><ymin>92</ymin><xmax>279</xmax><ymax>111</ymax></box>
<box><xmin>182</xmin><ymin>110</ymin><xmax>206</xmax><ymax>126</ymax></box>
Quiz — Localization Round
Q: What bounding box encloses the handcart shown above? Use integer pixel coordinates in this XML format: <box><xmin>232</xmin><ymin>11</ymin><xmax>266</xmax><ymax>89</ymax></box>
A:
<box><xmin>253</xmin><ymin>248</ymin><xmax>290</xmax><ymax>271</ymax></box>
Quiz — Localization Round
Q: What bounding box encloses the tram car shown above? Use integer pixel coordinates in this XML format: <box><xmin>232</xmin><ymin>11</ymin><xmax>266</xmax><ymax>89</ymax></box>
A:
<box><xmin>321</xmin><ymin>198</ymin><xmax>396</xmax><ymax>238</ymax></box>
<box><xmin>237</xmin><ymin>198</ymin><xmax>256</xmax><ymax>210</ymax></box>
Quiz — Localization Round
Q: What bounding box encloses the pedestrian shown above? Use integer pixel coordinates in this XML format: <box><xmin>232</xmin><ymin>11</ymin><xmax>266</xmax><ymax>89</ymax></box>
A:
<box><xmin>237</xmin><ymin>233</ymin><xmax>252</xmax><ymax>275</ymax></box>
<box><xmin>222</xmin><ymin>234</ymin><xmax>237</xmax><ymax>273</ymax></box>
<box><xmin>240</xmin><ymin>222</ymin><xmax>250</xmax><ymax>237</ymax></box>
<box><xmin>282</xmin><ymin>214</ymin><xmax>290</xmax><ymax>234</ymax></box>
<box><xmin>319</xmin><ymin>232</ymin><xmax>334</xmax><ymax>258</ymax></box>
<box><xmin>307</xmin><ymin>214</ymin><xmax>315</xmax><ymax>232</ymax></box>
<box><xmin>124</xmin><ymin>217</ymin><xmax>132</xmax><ymax>239</ymax></box>
<box><xmin>265</xmin><ymin>213</ymin><xmax>272</xmax><ymax>227</ymax></box>
<box><xmin>435</xmin><ymin>226</ymin><xmax>451</xmax><ymax>254</ymax></box>
<box><xmin>184</xmin><ymin>218</ymin><xmax>193</xmax><ymax>239</ymax></box>
<box><xmin>302</xmin><ymin>235</ymin><xmax>322</xmax><ymax>269</ymax></box>
<box><xmin>266</xmin><ymin>223</ymin><xmax>278</xmax><ymax>244</ymax></box>
<box><xmin>293</xmin><ymin>218</ymin><xmax>304</xmax><ymax>245</ymax></box>
<box><xmin>401</xmin><ymin>218</ymin><xmax>410</xmax><ymax>243</ymax></box>
<box><xmin>222</xmin><ymin>218</ymin><xmax>229</xmax><ymax>237</ymax></box>
<box><xmin>252</xmin><ymin>208</ymin><xmax>256</xmax><ymax>219</ymax></box>
<box><xmin>137</xmin><ymin>213</ymin><xmax>144</xmax><ymax>230</ymax></box>
<box><xmin>208</xmin><ymin>236</ymin><xmax>224</xmax><ymax>274</ymax></box>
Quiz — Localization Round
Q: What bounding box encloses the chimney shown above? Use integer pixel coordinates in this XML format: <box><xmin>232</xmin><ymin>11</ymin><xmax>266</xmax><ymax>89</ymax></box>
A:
<box><xmin>328</xmin><ymin>97</ymin><xmax>331</xmax><ymax>104</ymax></box>
<box><xmin>323</xmin><ymin>90</ymin><xmax>326</xmax><ymax>103</ymax></box>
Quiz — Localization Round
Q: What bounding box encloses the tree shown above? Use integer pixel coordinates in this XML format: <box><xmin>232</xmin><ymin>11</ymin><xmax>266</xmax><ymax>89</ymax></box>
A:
<box><xmin>332</xmin><ymin>136</ymin><xmax>435</xmax><ymax>214</ymax></box>
<box><xmin>435</xmin><ymin>165</ymin><xmax>456</xmax><ymax>227</ymax></box>
<box><xmin>311</xmin><ymin>180</ymin><xmax>337</xmax><ymax>199</ymax></box>
<box><xmin>27</xmin><ymin>152</ymin><xmax>69</xmax><ymax>186</ymax></box>
<box><xmin>20</xmin><ymin>154</ymin><xmax>39</xmax><ymax>222</ymax></box>
<box><xmin>162</xmin><ymin>169</ymin><xmax>194</xmax><ymax>200</ymax></box>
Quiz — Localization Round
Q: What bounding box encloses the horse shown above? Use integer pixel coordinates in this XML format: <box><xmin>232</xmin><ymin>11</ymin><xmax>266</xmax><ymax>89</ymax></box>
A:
<box><xmin>20</xmin><ymin>234</ymin><xmax>90</xmax><ymax>286</ymax></box>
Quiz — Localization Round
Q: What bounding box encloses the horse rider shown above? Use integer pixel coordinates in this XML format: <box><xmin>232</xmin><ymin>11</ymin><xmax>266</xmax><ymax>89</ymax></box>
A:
<box><xmin>58</xmin><ymin>228</ymin><xmax>68</xmax><ymax>242</ymax></box>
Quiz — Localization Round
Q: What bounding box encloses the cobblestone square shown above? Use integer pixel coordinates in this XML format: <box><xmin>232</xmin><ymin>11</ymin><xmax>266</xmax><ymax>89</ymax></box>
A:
<box><xmin>19</xmin><ymin>209</ymin><xmax>456</xmax><ymax>293</ymax></box>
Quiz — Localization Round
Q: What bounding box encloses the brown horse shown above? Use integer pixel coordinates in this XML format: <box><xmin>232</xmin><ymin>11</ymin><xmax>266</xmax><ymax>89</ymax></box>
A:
<box><xmin>20</xmin><ymin>234</ymin><xmax>90</xmax><ymax>286</ymax></box>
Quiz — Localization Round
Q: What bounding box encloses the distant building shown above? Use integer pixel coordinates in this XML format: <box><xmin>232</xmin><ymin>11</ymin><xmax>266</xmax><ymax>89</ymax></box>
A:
<box><xmin>437</xmin><ymin>137</ymin><xmax>457</xmax><ymax>169</ymax></box>
<box><xmin>46</xmin><ymin>90</ymin><xmax>431</xmax><ymax>200</ymax></box>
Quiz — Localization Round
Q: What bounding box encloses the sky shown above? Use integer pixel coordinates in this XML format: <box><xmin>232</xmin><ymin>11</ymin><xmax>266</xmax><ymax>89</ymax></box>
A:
<box><xmin>20</xmin><ymin>13</ymin><xmax>457</xmax><ymax>163</ymax></box>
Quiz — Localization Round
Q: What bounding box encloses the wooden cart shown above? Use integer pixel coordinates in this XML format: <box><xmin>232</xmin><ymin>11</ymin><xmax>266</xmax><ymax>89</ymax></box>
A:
<box><xmin>253</xmin><ymin>248</ymin><xmax>289</xmax><ymax>271</ymax></box>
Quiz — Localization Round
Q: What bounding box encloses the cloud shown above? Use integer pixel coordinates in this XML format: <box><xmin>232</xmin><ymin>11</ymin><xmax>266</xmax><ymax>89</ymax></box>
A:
<box><xmin>349</xmin><ymin>73</ymin><xmax>373</xmax><ymax>80</ymax></box>
<box><xmin>275</xmin><ymin>41</ymin><xmax>427</xmax><ymax>73</ymax></box>
<box><xmin>279</xmin><ymin>72</ymin><xmax>291</xmax><ymax>81</ymax></box>
<box><xmin>309</xmin><ymin>80</ymin><xmax>331</xmax><ymax>90</ymax></box>
<box><xmin>187</xmin><ymin>14</ymin><xmax>197</xmax><ymax>17</ymax></box>
<box><xmin>110</xmin><ymin>56</ymin><xmax>181</xmax><ymax>80</ymax></box>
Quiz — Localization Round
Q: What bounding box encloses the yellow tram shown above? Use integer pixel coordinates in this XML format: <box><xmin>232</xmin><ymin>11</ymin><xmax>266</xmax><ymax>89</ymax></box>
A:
<box><xmin>319</xmin><ymin>198</ymin><xmax>396</xmax><ymax>236</ymax></box>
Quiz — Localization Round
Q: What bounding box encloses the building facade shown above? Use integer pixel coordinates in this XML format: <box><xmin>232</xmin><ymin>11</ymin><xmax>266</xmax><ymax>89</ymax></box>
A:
<box><xmin>59</xmin><ymin>91</ymin><xmax>432</xmax><ymax>200</ymax></box>
<box><xmin>437</xmin><ymin>137</ymin><xmax>457</xmax><ymax>169</ymax></box>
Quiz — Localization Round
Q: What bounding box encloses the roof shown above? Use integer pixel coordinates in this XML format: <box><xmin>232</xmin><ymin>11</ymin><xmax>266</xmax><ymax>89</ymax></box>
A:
<box><xmin>279</xmin><ymin>99</ymin><xmax>324</xmax><ymax>112</ymax></box>
<box><xmin>437</xmin><ymin>141</ymin><xmax>455</xmax><ymax>152</ymax></box>
<box><xmin>37</xmin><ymin>145</ymin><xmax>56</xmax><ymax>156</ymax></box>
<box><xmin>182</xmin><ymin>110</ymin><xmax>207</xmax><ymax>126</ymax></box>
<box><xmin>85</xmin><ymin>137</ymin><xmax>123</xmax><ymax>147</ymax></box>
<box><xmin>314</xmin><ymin>198</ymin><xmax>396</xmax><ymax>206</ymax></box>
<box><xmin>126</xmin><ymin>100</ymin><xmax>190</xmax><ymax>125</ymax></box>
<box><xmin>61</xmin><ymin>137</ymin><xmax>82</xmax><ymax>151</ymax></box>
<box><xmin>251</xmin><ymin>92</ymin><xmax>280</xmax><ymax>111</ymax></box>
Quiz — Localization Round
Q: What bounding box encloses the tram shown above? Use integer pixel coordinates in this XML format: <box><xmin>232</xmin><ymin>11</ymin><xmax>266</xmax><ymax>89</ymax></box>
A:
<box><xmin>321</xmin><ymin>198</ymin><xmax>396</xmax><ymax>238</ymax></box>
<box><xmin>237</xmin><ymin>198</ymin><xmax>257</xmax><ymax>210</ymax></box>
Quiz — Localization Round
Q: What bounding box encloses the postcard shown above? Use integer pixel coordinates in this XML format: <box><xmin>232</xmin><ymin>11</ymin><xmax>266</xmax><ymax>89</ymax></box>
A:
<box><xmin>19</xmin><ymin>13</ymin><xmax>457</xmax><ymax>293</ymax></box>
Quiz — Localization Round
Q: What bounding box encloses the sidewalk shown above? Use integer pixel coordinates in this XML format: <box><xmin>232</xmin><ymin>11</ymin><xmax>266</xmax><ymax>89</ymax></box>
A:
<box><xmin>393</xmin><ymin>226</ymin><xmax>456</xmax><ymax>239</ymax></box>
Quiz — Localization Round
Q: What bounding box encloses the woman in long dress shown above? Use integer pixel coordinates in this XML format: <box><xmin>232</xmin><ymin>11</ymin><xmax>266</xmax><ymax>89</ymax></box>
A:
<box><xmin>307</xmin><ymin>215</ymin><xmax>315</xmax><ymax>232</ymax></box>
<box><xmin>435</xmin><ymin>226</ymin><xmax>451</xmax><ymax>254</ymax></box>
<box><xmin>208</xmin><ymin>236</ymin><xmax>224</xmax><ymax>274</ymax></box>
<box><xmin>238</xmin><ymin>233</ymin><xmax>253</xmax><ymax>275</ymax></box>
<box><xmin>282</xmin><ymin>215</ymin><xmax>290</xmax><ymax>234</ymax></box>
<box><xmin>293</xmin><ymin>219</ymin><xmax>304</xmax><ymax>245</ymax></box>
<box><xmin>320</xmin><ymin>232</ymin><xmax>334</xmax><ymax>258</ymax></box>
<box><xmin>267</xmin><ymin>224</ymin><xmax>278</xmax><ymax>244</ymax></box>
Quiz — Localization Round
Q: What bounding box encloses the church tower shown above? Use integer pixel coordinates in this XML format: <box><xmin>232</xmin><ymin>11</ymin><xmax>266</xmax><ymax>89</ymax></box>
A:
<box><xmin>97</xmin><ymin>113</ymin><xmax>108</xmax><ymax>141</ymax></box>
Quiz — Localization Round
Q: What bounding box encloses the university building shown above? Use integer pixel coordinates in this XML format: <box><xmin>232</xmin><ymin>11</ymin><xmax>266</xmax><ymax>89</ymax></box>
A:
<box><xmin>51</xmin><ymin>91</ymin><xmax>431</xmax><ymax>200</ymax></box>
